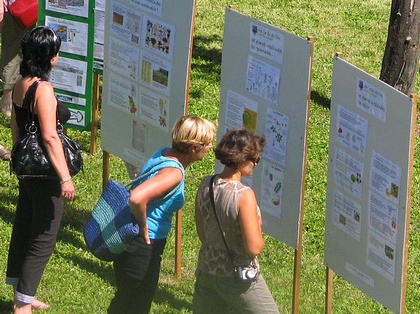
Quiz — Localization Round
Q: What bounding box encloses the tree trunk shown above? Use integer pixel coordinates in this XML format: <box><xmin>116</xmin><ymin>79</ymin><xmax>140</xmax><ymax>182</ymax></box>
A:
<box><xmin>380</xmin><ymin>0</ymin><xmax>420</xmax><ymax>95</ymax></box>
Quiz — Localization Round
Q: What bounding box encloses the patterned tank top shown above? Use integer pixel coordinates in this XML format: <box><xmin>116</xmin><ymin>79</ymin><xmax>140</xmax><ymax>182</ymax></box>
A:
<box><xmin>196</xmin><ymin>175</ymin><xmax>260</xmax><ymax>277</ymax></box>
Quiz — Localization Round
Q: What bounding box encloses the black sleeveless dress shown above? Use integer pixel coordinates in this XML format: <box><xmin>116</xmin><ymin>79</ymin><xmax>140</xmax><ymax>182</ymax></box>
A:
<box><xmin>13</xmin><ymin>80</ymin><xmax>70</xmax><ymax>139</ymax></box>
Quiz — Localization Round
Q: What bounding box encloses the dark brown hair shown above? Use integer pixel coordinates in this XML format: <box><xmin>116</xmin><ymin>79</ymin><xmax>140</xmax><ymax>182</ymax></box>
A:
<box><xmin>214</xmin><ymin>128</ymin><xmax>265</xmax><ymax>169</ymax></box>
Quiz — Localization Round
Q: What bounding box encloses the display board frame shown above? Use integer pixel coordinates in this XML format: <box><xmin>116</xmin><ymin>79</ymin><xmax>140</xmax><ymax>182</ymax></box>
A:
<box><xmin>324</xmin><ymin>55</ymin><xmax>416</xmax><ymax>313</ymax></box>
<box><xmin>218</xmin><ymin>7</ymin><xmax>312</xmax><ymax>249</ymax></box>
<box><xmin>101</xmin><ymin>0</ymin><xmax>196</xmax><ymax>168</ymax></box>
<box><xmin>38</xmin><ymin>0</ymin><xmax>95</xmax><ymax>130</ymax></box>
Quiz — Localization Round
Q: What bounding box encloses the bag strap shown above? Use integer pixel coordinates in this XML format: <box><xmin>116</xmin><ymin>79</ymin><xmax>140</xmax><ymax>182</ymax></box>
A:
<box><xmin>208</xmin><ymin>175</ymin><xmax>236</xmax><ymax>264</ymax></box>
<box><xmin>125</xmin><ymin>157</ymin><xmax>184</xmax><ymax>201</ymax></box>
<box><xmin>23</xmin><ymin>79</ymin><xmax>42</xmax><ymax>124</ymax></box>
<box><xmin>23</xmin><ymin>79</ymin><xmax>62</xmax><ymax>130</ymax></box>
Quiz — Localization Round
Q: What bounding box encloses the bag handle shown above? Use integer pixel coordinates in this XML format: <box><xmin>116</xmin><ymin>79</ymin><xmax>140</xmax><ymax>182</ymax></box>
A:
<box><xmin>125</xmin><ymin>158</ymin><xmax>184</xmax><ymax>201</ymax></box>
<box><xmin>23</xmin><ymin>79</ymin><xmax>41</xmax><ymax>124</ymax></box>
<box><xmin>24</xmin><ymin>79</ymin><xmax>62</xmax><ymax>130</ymax></box>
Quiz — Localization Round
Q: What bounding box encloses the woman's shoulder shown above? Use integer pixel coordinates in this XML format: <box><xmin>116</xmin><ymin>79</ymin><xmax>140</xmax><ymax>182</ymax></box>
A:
<box><xmin>141</xmin><ymin>147</ymin><xmax>184</xmax><ymax>177</ymax></box>
<box><xmin>36</xmin><ymin>80</ymin><xmax>54</xmax><ymax>92</ymax></box>
<box><xmin>215</xmin><ymin>177</ymin><xmax>250</xmax><ymax>192</ymax></box>
<box><xmin>28</xmin><ymin>80</ymin><xmax>54</xmax><ymax>101</ymax></box>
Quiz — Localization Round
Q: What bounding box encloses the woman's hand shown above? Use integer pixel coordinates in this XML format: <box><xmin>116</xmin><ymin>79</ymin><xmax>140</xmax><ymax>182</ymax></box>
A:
<box><xmin>140</xmin><ymin>223</ymin><xmax>150</xmax><ymax>245</ymax></box>
<box><xmin>61</xmin><ymin>178</ymin><xmax>75</xmax><ymax>201</ymax></box>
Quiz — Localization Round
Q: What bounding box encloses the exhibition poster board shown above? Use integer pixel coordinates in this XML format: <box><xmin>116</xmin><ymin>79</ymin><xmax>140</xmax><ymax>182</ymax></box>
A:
<box><xmin>101</xmin><ymin>0</ymin><xmax>196</xmax><ymax>168</ymax></box>
<box><xmin>39</xmin><ymin>0</ymin><xmax>95</xmax><ymax>130</ymax></box>
<box><xmin>324</xmin><ymin>56</ymin><xmax>415</xmax><ymax>313</ymax></box>
<box><xmin>218</xmin><ymin>8</ymin><xmax>312</xmax><ymax>249</ymax></box>
<box><xmin>93</xmin><ymin>0</ymin><xmax>105</xmax><ymax>73</ymax></box>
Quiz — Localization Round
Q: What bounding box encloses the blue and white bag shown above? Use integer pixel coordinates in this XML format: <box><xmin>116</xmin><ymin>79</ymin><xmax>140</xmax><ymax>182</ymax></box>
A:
<box><xmin>83</xmin><ymin>159</ymin><xmax>183</xmax><ymax>261</ymax></box>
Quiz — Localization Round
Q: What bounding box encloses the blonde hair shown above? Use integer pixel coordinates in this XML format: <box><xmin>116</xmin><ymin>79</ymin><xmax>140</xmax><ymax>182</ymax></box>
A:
<box><xmin>171</xmin><ymin>115</ymin><xmax>216</xmax><ymax>153</ymax></box>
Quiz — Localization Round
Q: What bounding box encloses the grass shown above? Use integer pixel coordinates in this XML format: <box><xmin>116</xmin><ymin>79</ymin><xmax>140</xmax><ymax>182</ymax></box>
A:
<box><xmin>1</xmin><ymin>0</ymin><xmax>419</xmax><ymax>313</ymax></box>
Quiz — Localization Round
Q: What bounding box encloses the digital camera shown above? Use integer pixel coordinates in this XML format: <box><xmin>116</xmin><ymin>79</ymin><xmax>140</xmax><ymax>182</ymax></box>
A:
<box><xmin>235</xmin><ymin>265</ymin><xmax>258</xmax><ymax>282</ymax></box>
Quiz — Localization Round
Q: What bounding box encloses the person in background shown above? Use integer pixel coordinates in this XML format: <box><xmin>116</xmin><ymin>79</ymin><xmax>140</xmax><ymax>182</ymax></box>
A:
<box><xmin>0</xmin><ymin>0</ymin><xmax>31</xmax><ymax>117</ymax></box>
<box><xmin>193</xmin><ymin>128</ymin><xmax>279</xmax><ymax>314</ymax></box>
<box><xmin>0</xmin><ymin>142</ymin><xmax>10</xmax><ymax>160</ymax></box>
<box><xmin>107</xmin><ymin>115</ymin><xmax>216</xmax><ymax>314</ymax></box>
<box><xmin>6</xmin><ymin>26</ymin><xmax>75</xmax><ymax>314</ymax></box>
<box><xmin>0</xmin><ymin>0</ymin><xmax>35</xmax><ymax>159</ymax></box>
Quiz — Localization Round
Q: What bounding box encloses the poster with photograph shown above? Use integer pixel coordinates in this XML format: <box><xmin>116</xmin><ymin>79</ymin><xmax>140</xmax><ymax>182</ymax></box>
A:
<box><xmin>46</xmin><ymin>16</ymin><xmax>89</xmax><ymax>56</ymax></box>
<box><xmin>50</xmin><ymin>57</ymin><xmax>88</xmax><ymax>95</ymax></box>
<box><xmin>142</xmin><ymin>16</ymin><xmax>175</xmax><ymax>59</ymax></box>
<box><xmin>140</xmin><ymin>51</ymin><xmax>171</xmax><ymax>96</ymax></box>
<box><xmin>46</xmin><ymin>0</ymin><xmax>90</xmax><ymax>18</ymax></box>
<box><xmin>110</xmin><ymin>1</ymin><xmax>143</xmax><ymax>45</ymax></box>
<box><xmin>224</xmin><ymin>89</ymin><xmax>259</xmax><ymax>130</ymax></box>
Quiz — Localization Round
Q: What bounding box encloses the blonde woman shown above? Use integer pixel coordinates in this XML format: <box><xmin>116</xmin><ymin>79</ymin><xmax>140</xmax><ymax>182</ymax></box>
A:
<box><xmin>108</xmin><ymin>115</ymin><xmax>216</xmax><ymax>314</ymax></box>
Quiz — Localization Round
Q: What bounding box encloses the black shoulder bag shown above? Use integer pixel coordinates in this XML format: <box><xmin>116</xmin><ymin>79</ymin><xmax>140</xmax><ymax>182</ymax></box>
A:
<box><xmin>10</xmin><ymin>80</ymin><xmax>83</xmax><ymax>179</ymax></box>
<box><xmin>208</xmin><ymin>175</ymin><xmax>258</xmax><ymax>282</ymax></box>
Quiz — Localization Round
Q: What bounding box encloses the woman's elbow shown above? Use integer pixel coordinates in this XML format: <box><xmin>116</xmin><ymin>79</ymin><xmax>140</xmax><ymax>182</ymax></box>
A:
<box><xmin>129</xmin><ymin>195</ymin><xmax>139</xmax><ymax>208</ymax></box>
<box><xmin>42</xmin><ymin>133</ymin><xmax>60</xmax><ymax>147</ymax></box>
<box><xmin>246</xmin><ymin>239</ymin><xmax>265</xmax><ymax>257</ymax></box>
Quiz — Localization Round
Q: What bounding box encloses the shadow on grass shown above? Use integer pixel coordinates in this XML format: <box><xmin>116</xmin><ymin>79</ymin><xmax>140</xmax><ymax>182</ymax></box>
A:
<box><xmin>0</xmin><ymin>197</ymin><xmax>17</xmax><ymax>224</ymax></box>
<box><xmin>154</xmin><ymin>282</ymin><xmax>193</xmax><ymax>312</ymax></box>
<box><xmin>56</xmin><ymin>251</ymin><xmax>194</xmax><ymax>312</ymax></box>
<box><xmin>0</xmin><ymin>298</ymin><xmax>13</xmax><ymax>313</ymax></box>
<box><xmin>57</xmin><ymin>250</ymin><xmax>115</xmax><ymax>284</ymax></box>
<box><xmin>311</xmin><ymin>90</ymin><xmax>331</xmax><ymax>109</ymax></box>
<box><xmin>191</xmin><ymin>34</ymin><xmax>222</xmax><ymax>73</ymax></box>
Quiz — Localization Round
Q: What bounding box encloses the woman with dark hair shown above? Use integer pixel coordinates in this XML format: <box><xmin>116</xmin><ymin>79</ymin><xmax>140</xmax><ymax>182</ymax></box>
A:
<box><xmin>6</xmin><ymin>26</ymin><xmax>74</xmax><ymax>314</ymax></box>
<box><xmin>193</xmin><ymin>128</ymin><xmax>279</xmax><ymax>313</ymax></box>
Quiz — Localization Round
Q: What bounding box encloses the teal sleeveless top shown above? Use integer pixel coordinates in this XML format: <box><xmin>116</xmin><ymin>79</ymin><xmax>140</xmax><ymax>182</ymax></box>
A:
<box><xmin>133</xmin><ymin>147</ymin><xmax>185</xmax><ymax>239</ymax></box>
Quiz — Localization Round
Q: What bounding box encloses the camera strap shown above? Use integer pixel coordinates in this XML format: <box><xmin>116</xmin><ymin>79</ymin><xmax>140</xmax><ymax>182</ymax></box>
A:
<box><xmin>208</xmin><ymin>175</ymin><xmax>236</xmax><ymax>264</ymax></box>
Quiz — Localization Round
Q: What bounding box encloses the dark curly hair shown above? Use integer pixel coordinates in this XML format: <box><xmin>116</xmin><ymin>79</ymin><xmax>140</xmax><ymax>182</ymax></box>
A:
<box><xmin>20</xmin><ymin>26</ymin><xmax>61</xmax><ymax>80</ymax></box>
<box><xmin>214</xmin><ymin>128</ymin><xmax>266</xmax><ymax>169</ymax></box>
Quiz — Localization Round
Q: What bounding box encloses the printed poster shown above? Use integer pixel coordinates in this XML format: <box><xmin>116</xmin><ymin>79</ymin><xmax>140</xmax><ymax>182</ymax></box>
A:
<box><xmin>263</xmin><ymin>107</ymin><xmax>289</xmax><ymax>166</ymax></box>
<box><xmin>356</xmin><ymin>78</ymin><xmax>387</xmax><ymax>122</ymax></box>
<box><xmin>246</xmin><ymin>55</ymin><xmax>280</xmax><ymax>104</ymax></box>
<box><xmin>332</xmin><ymin>189</ymin><xmax>361</xmax><ymax>240</ymax></box>
<box><xmin>333</xmin><ymin>148</ymin><xmax>364</xmax><ymax>200</ymax></box>
<box><xmin>369</xmin><ymin>151</ymin><xmax>401</xmax><ymax>205</ymax></box>
<box><xmin>224</xmin><ymin>90</ymin><xmax>259</xmax><ymax>130</ymax></box>
<box><xmin>50</xmin><ymin>57</ymin><xmax>87</xmax><ymax>94</ymax></box>
<box><xmin>336</xmin><ymin>105</ymin><xmax>368</xmax><ymax>157</ymax></box>
<box><xmin>260</xmin><ymin>161</ymin><xmax>284</xmax><ymax>218</ymax></box>
<box><xmin>46</xmin><ymin>16</ymin><xmax>89</xmax><ymax>57</ymax></box>
<box><xmin>249</xmin><ymin>22</ymin><xmax>284</xmax><ymax>64</ymax></box>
